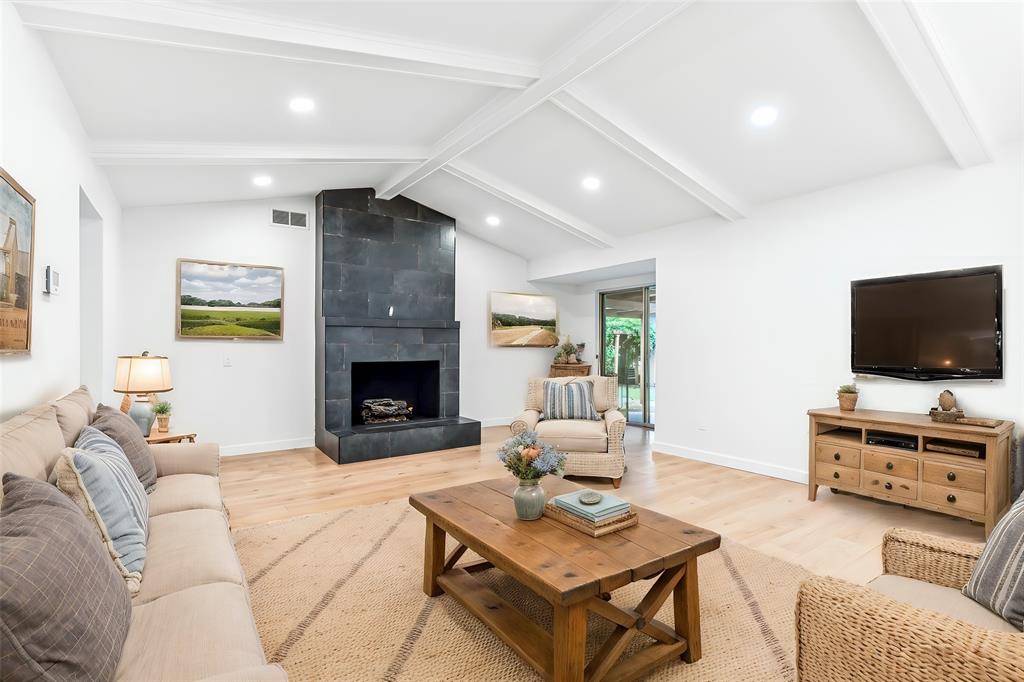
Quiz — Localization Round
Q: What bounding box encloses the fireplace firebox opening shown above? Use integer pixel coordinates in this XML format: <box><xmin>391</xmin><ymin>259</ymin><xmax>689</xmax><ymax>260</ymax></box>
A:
<box><xmin>350</xmin><ymin>360</ymin><xmax>441</xmax><ymax>426</ymax></box>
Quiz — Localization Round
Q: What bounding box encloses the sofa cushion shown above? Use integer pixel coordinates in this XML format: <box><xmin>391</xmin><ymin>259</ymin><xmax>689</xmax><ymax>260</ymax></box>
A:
<box><xmin>541</xmin><ymin>380</ymin><xmax>600</xmax><ymax>421</ymax></box>
<box><xmin>117</xmin><ymin>583</ymin><xmax>268</xmax><ymax>681</ymax></box>
<box><xmin>148</xmin><ymin>473</ymin><xmax>224</xmax><ymax>517</ymax></box>
<box><xmin>92</xmin><ymin>404</ymin><xmax>158</xmax><ymax>490</ymax></box>
<box><xmin>134</xmin><ymin>509</ymin><xmax>244</xmax><ymax>605</ymax></box>
<box><xmin>868</xmin><ymin>574</ymin><xmax>1020</xmax><ymax>633</ymax></box>
<box><xmin>535</xmin><ymin>419</ymin><xmax>608</xmax><ymax>453</ymax></box>
<box><xmin>52</xmin><ymin>385</ymin><xmax>95</xmax><ymax>446</ymax></box>
<box><xmin>963</xmin><ymin>491</ymin><xmax>1024</xmax><ymax>629</ymax></box>
<box><xmin>51</xmin><ymin>444</ymin><xmax>149</xmax><ymax>594</ymax></box>
<box><xmin>0</xmin><ymin>404</ymin><xmax>65</xmax><ymax>484</ymax></box>
<box><xmin>0</xmin><ymin>473</ymin><xmax>131</xmax><ymax>682</ymax></box>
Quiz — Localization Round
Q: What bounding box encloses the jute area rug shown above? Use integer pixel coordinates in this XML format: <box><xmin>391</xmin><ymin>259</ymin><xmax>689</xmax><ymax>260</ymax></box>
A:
<box><xmin>233</xmin><ymin>498</ymin><xmax>808</xmax><ymax>682</ymax></box>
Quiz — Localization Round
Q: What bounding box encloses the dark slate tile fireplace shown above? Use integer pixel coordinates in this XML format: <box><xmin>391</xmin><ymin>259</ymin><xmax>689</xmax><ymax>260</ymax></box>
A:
<box><xmin>314</xmin><ymin>188</ymin><xmax>481</xmax><ymax>464</ymax></box>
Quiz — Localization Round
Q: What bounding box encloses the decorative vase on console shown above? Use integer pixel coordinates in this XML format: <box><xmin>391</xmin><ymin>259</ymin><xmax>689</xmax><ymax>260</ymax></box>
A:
<box><xmin>497</xmin><ymin>432</ymin><xmax>565</xmax><ymax>520</ymax></box>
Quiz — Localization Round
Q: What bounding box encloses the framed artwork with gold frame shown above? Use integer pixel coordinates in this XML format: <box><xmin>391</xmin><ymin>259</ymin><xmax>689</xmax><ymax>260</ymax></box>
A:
<box><xmin>0</xmin><ymin>168</ymin><xmax>36</xmax><ymax>355</ymax></box>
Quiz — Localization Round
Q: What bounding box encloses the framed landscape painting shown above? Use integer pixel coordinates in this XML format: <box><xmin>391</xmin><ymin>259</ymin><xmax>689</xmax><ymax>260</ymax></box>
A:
<box><xmin>489</xmin><ymin>292</ymin><xmax>558</xmax><ymax>347</ymax></box>
<box><xmin>0</xmin><ymin>168</ymin><xmax>35</xmax><ymax>355</ymax></box>
<box><xmin>177</xmin><ymin>259</ymin><xmax>283</xmax><ymax>340</ymax></box>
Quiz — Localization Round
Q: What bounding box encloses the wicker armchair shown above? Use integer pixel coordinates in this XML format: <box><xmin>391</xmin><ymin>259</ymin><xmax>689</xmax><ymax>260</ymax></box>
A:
<box><xmin>510</xmin><ymin>376</ymin><xmax>626</xmax><ymax>487</ymax></box>
<box><xmin>796</xmin><ymin>528</ymin><xmax>1024</xmax><ymax>682</ymax></box>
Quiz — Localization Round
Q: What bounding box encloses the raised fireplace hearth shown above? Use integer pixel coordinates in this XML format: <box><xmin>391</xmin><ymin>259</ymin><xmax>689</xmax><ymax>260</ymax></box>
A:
<box><xmin>314</xmin><ymin>188</ymin><xmax>480</xmax><ymax>464</ymax></box>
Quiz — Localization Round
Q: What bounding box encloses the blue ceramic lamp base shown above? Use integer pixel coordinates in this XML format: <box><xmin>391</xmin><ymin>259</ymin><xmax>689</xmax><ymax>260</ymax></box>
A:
<box><xmin>127</xmin><ymin>395</ymin><xmax>156</xmax><ymax>435</ymax></box>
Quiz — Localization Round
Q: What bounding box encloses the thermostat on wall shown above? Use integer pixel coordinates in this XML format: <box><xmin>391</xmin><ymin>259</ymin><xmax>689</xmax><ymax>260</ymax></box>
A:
<box><xmin>43</xmin><ymin>266</ymin><xmax>61</xmax><ymax>295</ymax></box>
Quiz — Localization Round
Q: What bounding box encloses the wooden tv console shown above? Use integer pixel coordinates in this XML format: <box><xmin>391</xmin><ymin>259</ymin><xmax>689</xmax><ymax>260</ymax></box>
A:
<box><xmin>808</xmin><ymin>407</ymin><xmax>1015</xmax><ymax>537</ymax></box>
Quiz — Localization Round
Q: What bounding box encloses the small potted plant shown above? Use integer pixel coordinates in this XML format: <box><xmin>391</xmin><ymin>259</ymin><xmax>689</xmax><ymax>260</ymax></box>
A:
<box><xmin>497</xmin><ymin>432</ymin><xmax>565</xmax><ymax>520</ymax></box>
<box><xmin>558</xmin><ymin>339</ymin><xmax>579</xmax><ymax>364</ymax></box>
<box><xmin>151</xmin><ymin>401</ymin><xmax>172</xmax><ymax>433</ymax></box>
<box><xmin>837</xmin><ymin>384</ymin><xmax>859</xmax><ymax>412</ymax></box>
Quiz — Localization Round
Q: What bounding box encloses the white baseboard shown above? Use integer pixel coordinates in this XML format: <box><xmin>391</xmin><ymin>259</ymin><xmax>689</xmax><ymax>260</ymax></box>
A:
<box><xmin>479</xmin><ymin>418</ymin><xmax>513</xmax><ymax>428</ymax></box>
<box><xmin>220</xmin><ymin>437</ymin><xmax>315</xmax><ymax>457</ymax></box>
<box><xmin>652</xmin><ymin>440</ymin><xmax>808</xmax><ymax>484</ymax></box>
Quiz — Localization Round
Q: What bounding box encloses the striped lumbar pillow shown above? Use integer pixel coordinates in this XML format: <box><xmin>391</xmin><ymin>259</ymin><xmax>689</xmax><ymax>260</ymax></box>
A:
<box><xmin>51</xmin><ymin>426</ymin><xmax>149</xmax><ymax>593</ymax></box>
<box><xmin>962</xmin><ymin>492</ymin><xmax>1024</xmax><ymax>630</ymax></box>
<box><xmin>541</xmin><ymin>380</ymin><xmax>601</xmax><ymax>421</ymax></box>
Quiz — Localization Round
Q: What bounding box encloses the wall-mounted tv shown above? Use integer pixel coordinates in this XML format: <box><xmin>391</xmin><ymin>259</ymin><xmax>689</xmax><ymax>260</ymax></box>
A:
<box><xmin>851</xmin><ymin>266</ymin><xmax>1002</xmax><ymax>381</ymax></box>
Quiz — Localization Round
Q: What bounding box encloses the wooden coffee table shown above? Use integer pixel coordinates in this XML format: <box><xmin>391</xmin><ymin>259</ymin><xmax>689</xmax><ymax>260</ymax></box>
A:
<box><xmin>409</xmin><ymin>477</ymin><xmax>721</xmax><ymax>682</ymax></box>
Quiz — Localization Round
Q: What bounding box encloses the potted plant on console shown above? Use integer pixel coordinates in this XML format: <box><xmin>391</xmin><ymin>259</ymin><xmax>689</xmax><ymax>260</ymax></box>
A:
<box><xmin>151</xmin><ymin>401</ymin><xmax>172</xmax><ymax>433</ymax></box>
<box><xmin>837</xmin><ymin>384</ymin><xmax>859</xmax><ymax>412</ymax></box>
<box><xmin>497</xmin><ymin>432</ymin><xmax>565</xmax><ymax>520</ymax></box>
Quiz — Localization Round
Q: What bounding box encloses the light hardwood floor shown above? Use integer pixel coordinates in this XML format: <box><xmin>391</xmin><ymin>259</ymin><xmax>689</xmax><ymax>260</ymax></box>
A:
<box><xmin>220</xmin><ymin>425</ymin><xmax>985</xmax><ymax>584</ymax></box>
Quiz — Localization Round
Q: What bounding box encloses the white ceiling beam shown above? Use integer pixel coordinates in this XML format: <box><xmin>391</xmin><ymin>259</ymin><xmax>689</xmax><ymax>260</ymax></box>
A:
<box><xmin>375</xmin><ymin>1</ymin><xmax>691</xmax><ymax>201</ymax></box>
<box><xmin>14</xmin><ymin>0</ymin><xmax>536</xmax><ymax>89</ymax></box>
<box><xmin>90</xmin><ymin>141</ymin><xmax>426</xmax><ymax>166</ymax></box>
<box><xmin>551</xmin><ymin>90</ymin><xmax>747</xmax><ymax>221</ymax></box>
<box><xmin>857</xmin><ymin>0</ymin><xmax>990</xmax><ymax>168</ymax></box>
<box><xmin>445</xmin><ymin>161</ymin><xmax>615</xmax><ymax>249</ymax></box>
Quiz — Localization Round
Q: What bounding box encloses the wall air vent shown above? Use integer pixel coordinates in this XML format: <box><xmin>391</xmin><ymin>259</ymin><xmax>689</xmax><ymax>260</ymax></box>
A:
<box><xmin>271</xmin><ymin>209</ymin><xmax>309</xmax><ymax>230</ymax></box>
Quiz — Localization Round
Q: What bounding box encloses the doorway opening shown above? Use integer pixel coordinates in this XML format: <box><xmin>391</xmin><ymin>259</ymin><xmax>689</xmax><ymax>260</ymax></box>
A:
<box><xmin>79</xmin><ymin>189</ymin><xmax>103</xmax><ymax>394</ymax></box>
<box><xmin>600</xmin><ymin>286</ymin><xmax>655</xmax><ymax>427</ymax></box>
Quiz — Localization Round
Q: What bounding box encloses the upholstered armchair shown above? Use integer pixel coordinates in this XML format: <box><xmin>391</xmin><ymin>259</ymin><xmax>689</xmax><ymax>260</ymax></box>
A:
<box><xmin>510</xmin><ymin>376</ymin><xmax>626</xmax><ymax>487</ymax></box>
<box><xmin>796</xmin><ymin>528</ymin><xmax>1024</xmax><ymax>681</ymax></box>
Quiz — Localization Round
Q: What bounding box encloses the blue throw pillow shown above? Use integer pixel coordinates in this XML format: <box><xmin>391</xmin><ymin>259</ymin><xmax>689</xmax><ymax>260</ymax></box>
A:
<box><xmin>50</xmin><ymin>426</ymin><xmax>149</xmax><ymax>593</ymax></box>
<box><xmin>541</xmin><ymin>380</ymin><xmax>601</xmax><ymax>421</ymax></box>
<box><xmin>963</xmin><ymin>491</ymin><xmax>1024</xmax><ymax>630</ymax></box>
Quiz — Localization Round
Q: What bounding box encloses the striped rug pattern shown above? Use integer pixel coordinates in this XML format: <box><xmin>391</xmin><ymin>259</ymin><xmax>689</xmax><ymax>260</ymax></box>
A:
<box><xmin>233</xmin><ymin>498</ymin><xmax>807</xmax><ymax>681</ymax></box>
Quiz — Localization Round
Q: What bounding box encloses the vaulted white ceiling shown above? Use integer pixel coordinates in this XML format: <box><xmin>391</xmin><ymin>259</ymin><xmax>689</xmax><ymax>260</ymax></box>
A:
<box><xmin>17</xmin><ymin>0</ymin><xmax>1022</xmax><ymax>260</ymax></box>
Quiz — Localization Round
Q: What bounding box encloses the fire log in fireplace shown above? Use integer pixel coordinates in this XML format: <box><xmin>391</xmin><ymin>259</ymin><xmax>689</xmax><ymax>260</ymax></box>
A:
<box><xmin>361</xmin><ymin>398</ymin><xmax>414</xmax><ymax>424</ymax></box>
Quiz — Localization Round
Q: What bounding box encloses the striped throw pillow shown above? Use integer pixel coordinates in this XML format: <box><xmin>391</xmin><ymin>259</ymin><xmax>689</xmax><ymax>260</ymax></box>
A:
<box><xmin>542</xmin><ymin>380</ymin><xmax>600</xmax><ymax>421</ymax></box>
<box><xmin>50</xmin><ymin>426</ymin><xmax>149</xmax><ymax>593</ymax></box>
<box><xmin>963</xmin><ymin>492</ymin><xmax>1024</xmax><ymax>630</ymax></box>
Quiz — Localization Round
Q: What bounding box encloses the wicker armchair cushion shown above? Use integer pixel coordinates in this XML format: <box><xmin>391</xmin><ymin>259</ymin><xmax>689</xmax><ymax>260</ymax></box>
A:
<box><xmin>868</xmin><ymin>574</ymin><xmax>1020</xmax><ymax>633</ymax></box>
<box><xmin>535</xmin><ymin>419</ymin><xmax>608</xmax><ymax>453</ymax></box>
<box><xmin>963</xmin><ymin>492</ymin><xmax>1024</xmax><ymax>629</ymax></box>
<box><xmin>527</xmin><ymin>376</ymin><xmax>617</xmax><ymax>413</ymax></box>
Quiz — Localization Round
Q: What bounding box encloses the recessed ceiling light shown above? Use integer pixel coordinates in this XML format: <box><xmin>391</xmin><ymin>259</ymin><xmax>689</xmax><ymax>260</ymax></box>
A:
<box><xmin>750</xmin><ymin>105</ymin><xmax>779</xmax><ymax>127</ymax></box>
<box><xmin>252</xmin><ymin>175</ymin><xmax>273</xmax><ymax>187</ymax></box>
<box><xmin>289</xmin><ymin>97</ymin><xmax>316</xmax><ymax>113</ymax></box>
<box><xmin>581</xmin><ymin>176</ymin><xmax>601</xmax><ymax>191</ymax></box>
<box><xmin>485</xmin><ymin>215</ymin><xmax>501</xmax><ymax>227</ymax></box>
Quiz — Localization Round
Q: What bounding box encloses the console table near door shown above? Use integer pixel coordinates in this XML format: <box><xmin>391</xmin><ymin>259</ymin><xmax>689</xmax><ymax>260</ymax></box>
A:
<box><xmin>808</xmin><ymin>407</ymin><xmax>1015</xmax><ymax>536</ymax></box>
<box><xmin>409</xmin><ymin>477</ymin><xmax>720</xmax><ymax>682</ymax></box>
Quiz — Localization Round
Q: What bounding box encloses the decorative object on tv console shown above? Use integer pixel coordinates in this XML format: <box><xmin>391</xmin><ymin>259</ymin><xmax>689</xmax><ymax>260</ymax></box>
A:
<box><xmin>114</xmin><ymin>352</ymin><xmax>173</xmax><ymax>434</ymax></box>
<box><xmin>497</xmin><ymin>431</ymin><xmax>564</xmax><ymax>520</ymax></box>
<box><xmin>150</xmin><ymin>401</ymin><xmax>172</xmax><ymax>433</ymax></box>
<box><xmin>489</xmin><ymin>291</ymin><xmax>558</xmax><ymax>348</ymax></box>
<box><xmin>837</xmin><ymin>383</ymin><xmax>859</xmax><ymax>411</ymax></box>
<box><xmin>177</xmin><ymin>258</ymin><xmax>283</xmax><ymax>340</ymax></box>
<box><xmin>0</xmin><ymin>168</ymin><xmax>35</xmax><ymax>355</ymax></box>
<box><xmin>929</xmin><ymin>389</ymin><xmax>965</xmax><ymax>423</ymax></box>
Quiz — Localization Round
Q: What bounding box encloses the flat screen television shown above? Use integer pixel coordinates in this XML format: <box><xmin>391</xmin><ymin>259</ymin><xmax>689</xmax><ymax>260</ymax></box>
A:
<box><xmin>851</xmin><ymin>266</ymin><xmax>1002</xmax><ymax>381</ymax></box>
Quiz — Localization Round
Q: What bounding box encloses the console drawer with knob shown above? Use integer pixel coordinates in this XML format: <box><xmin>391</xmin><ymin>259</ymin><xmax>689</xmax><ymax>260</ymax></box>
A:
<box><xmin>863</xmin><ymin>450</ymin><xmax>917</xmax><ymax>480</ymax></box>
<box><xmin>862</xmin><ymin>473</ymin><xmax>918</xmax><ymax>500</ymax></box>
<box><xmin>922</xmin><ymin>483</ymin><xmax>985</xmax><ymax>515</ymax></box>
<box><xmin>815</xmin><ymin>464</ymin><xmax>860</xmax><ymax>489</ymax></box>
<box><xmin>922</xmin><ymin>461</ymin><xmax>985</xmax><ymax>493</ymax></box>
<box><xmin>814</xmin><ymin>443</ymin><xmax>860</xmax><ymax>469</ymax></box>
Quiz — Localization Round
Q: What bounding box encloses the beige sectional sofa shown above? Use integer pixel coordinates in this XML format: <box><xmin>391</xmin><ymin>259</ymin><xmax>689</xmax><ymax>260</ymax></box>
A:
<box><xmin>0</xmin><ymin>388</ymin><xmax>285</xmax><ymax>682</ymax></box>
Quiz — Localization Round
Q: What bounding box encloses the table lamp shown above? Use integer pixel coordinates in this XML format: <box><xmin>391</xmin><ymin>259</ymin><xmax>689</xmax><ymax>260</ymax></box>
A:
<box><xmin>114</xmin><ymin>352</ymin><xmax>173</xmax><ymax>434</ymax></box>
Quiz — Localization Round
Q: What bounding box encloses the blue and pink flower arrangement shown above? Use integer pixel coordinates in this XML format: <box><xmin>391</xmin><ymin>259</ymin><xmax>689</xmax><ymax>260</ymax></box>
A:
<box><xmin>497</xmin><ymin>431</ymin><xmax>565</xmax><ymax>482</ymax></box>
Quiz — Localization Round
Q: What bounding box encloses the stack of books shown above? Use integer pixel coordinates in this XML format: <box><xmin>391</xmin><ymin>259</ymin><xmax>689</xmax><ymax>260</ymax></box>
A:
<box><xmin>544</xmin><ymin>489</ymin><xmax>638</xmax><ymax>537</ymax></box>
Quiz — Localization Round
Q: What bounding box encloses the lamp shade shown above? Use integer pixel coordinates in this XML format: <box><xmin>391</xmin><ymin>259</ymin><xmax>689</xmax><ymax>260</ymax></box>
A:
<box><xmin>114</xmin><ymin>355</ymin><xmax>173</xmax><ymax>394</ymax></box>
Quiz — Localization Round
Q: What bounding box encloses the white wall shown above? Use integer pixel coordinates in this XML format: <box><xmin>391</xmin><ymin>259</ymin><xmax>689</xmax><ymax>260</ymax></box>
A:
<box><xmin>116</xmin><ymin>198</ymin><xmax>315</xmax><ymax>455</ymax></box>
<box><xmin>112</xmin><ymin>204</ymin><xmax>549</xmax><ymax>451</ymax></box>
<box><xmin>455</xmin><ymin>232</ymin><xmax>553</xmax><ymax>425</ymax></box>
<box><xmin>0</xmin><ymin>4</ymin><xmax>122</xmax><ymax>418</ymax></box>
<box><xmin>531</xmin><ymin>146</ymin><xmax>1024</xmax><ymax>483</ymax></box>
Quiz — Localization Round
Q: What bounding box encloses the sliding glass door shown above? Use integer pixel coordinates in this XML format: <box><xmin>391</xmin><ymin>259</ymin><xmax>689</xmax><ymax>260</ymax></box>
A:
<box><xmin>600</xmin><ymin>286</ymin><xmax>655</xmax><ymax>426</ymax></box>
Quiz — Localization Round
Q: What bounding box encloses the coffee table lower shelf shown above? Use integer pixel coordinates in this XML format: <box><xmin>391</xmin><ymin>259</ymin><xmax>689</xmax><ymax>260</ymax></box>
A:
<box><xmin>431</xmin><ymin>541</ymin><xmax>698</xmax><ymax>682</ymax></box>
